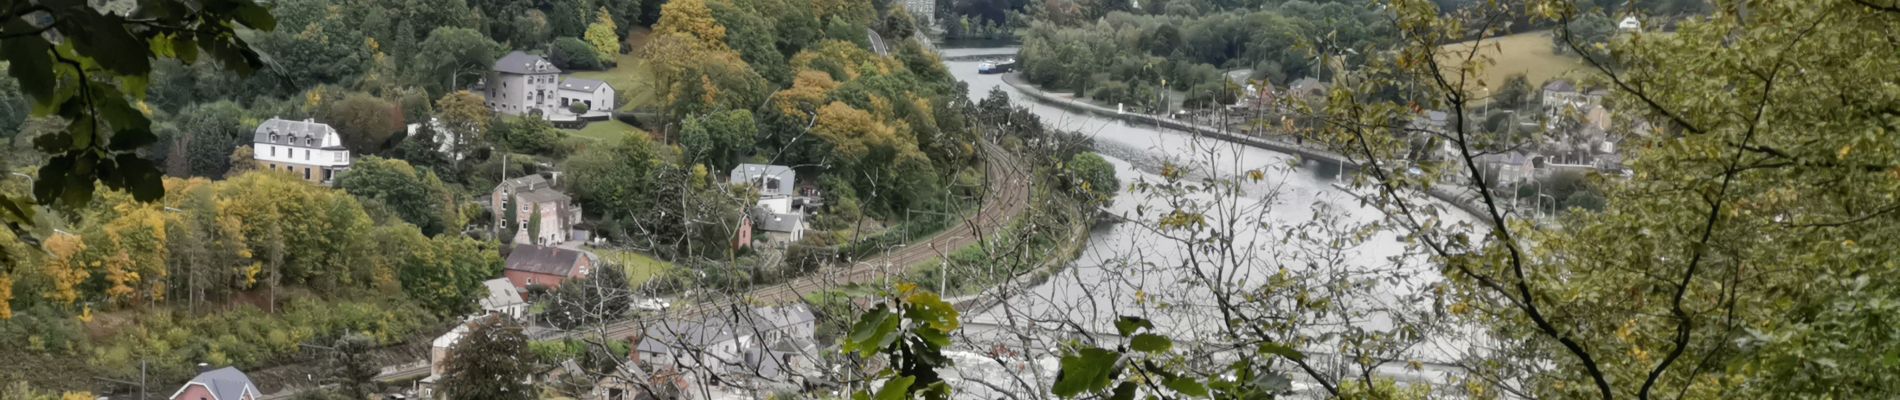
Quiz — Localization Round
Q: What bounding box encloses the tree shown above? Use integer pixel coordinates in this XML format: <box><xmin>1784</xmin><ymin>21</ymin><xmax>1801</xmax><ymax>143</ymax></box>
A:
<box><xmin>881</xmin><ymin>7</ymin><xmax>919</xmax><ymax>39</ymax></box>
<box><xmin>325</xmin><ymin>332</ymin><xmax>381</xmax><ymax>398</ymax></box>
<box><xmin>400</xmin><ymin>234</ymin><xmax>501</xmax><ymax>317</ymax></box>
<box><xmin>584</xmin><ymin>7</ymin><xmax>622</xmax><ymax>66</ymax></box>
<box><xmin>410</xmin><ymin>27</ymin><xmax>505</xmax><ymax>95</ymax></box>
<box><xmin>525</xmin><ymin>203</ymin><xmax>543</xmax><ymax>244</ymax></box>
<box><xmin>156</xmin><ymin>101</ymin><xmax>251</xmax><ymax>178</ymax></box>
<box><xmin>509</xmin><ymin>10</ymin><xmax>554</xmax><ymax>48</ymax></box>
<box><xmin>0</xmin><ymin>0</ymin><xmax>275</xmax><ymax>253</ymax></box>
<box><xmin>677</xmin><ymin>109</ymin><xmax>757</xmax><ymax>170</ymax></box>
<box><xmin>549</xmin><ymin>37</ymin><xmax>604</xmax><ymax>70</ymax></box>
<box><xmin>541</xmin><ymin>264</ymin><xmax>632</xmax><ymax>329</ymax></box>
<box><xmin>493</xmin><ymin>117</ymin><xmax>566</xmax><ymax>156</ymax></box>
<box><xmin>1493</xmin><ymin>73</ymin><xmax>1533</xmax><ymax>111</ymax></box>
<box><xmin>227</xmin><ymin>146</ymin><xmax>259</xmax><ymax>175</ymax></box>
<box><xmin>337</xmin><ymin>157</ymin><xmax>463</xmax><ymax>236</ymax></box>
<box><xmin>1553</xmin><ymin>12</ymin><xmax>1614</xmax><ymax>61</ymax></box>
<box><xmin>320</xmin><ymin>92</ymin><xmax>404</xmax><ymax>154</ymax></box>
<box><xmin>441</xmin><ymin>317</ymin><xmax>534</xmax><ymax>400</ymax></box>
<box><xmin>435</xmin><ymin>91</ymin><xmax>492</xmax><ymax>162</ymax></box>
<box><xmin>653</xmin><ymin>0</ymin><xmax>727</xmax><ymax>48</ymax></box>
<box><xmin>1315</xmin><ymin>1</ymin><xmax>1900</xmax><ymax>398</ymax></box>
<box><xmin>1063</xmin><ymin>152</ymin><xmax>1118</xmax><ymax>206</ymax></box>
<box><xmin>562</xmin><ymin>135</ymin><xmax>663</xmax><ymax>228</ymax></box>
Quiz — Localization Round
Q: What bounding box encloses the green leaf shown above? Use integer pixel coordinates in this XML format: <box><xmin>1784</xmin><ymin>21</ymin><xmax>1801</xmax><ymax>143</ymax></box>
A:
<box><xmin>872</xmin><ymin>376</ymin><xmax>916</xmax><ymax>400</ymax></box>
<box><xmin>0</xmin><ymin>24</ymin><xmax>54</xmax><ymax>105</ymax></box>
<box><xmin>1114</xmin><ymin>316</ymin><xmax>1153</xmax><ymax>337</ymax></box>
<box><xmin>1130</xmin><ymin>333</ymin><xmax>1172</xmax><ymax>353</ymax></box>
<box><xmin>233</xmin><ymin>3</ymin><xmax>278</xmax><ymax>31</ymax></box>
<box><xmin>109</xmin><ymin>127</ymin><xmax>157</xmax><ymax>151</ymax></box>
<box><xmin>904</xmin><ymin>290</ymin><xmax>960</xmax><ymax>332</ymax></box>
<box><xmin>113</xmin><ymin>154</ymin><xmax>164</xmax><ymax>201</ymax></box>
<box><xmin>1257</xmin><ymin>342</ymin><xmax>1304</xmax><ymax>361</ymax></box>
<box><xmin>1109</xmin><ymin>382</ymin><xmax>1138</xmax><ymax>400</ymax></box>
<box><xmin>1051</xmin><ymin>347</ymin><xmax>1121</xmax><ymax>397</ymax></box>
<box><xmin>845</xmin><ymin>307</ymin><xmax>900</xmax><ymax>357</ymax></box>
<box><xmin>1164</xmin><ymin>376</ymin><xmax>1210</xmax><ymax>397</ymax></box>
<box><xmin>64</xmin><ymin>14</ymin><xmax>150</xmax><ymax>75</ymax></box>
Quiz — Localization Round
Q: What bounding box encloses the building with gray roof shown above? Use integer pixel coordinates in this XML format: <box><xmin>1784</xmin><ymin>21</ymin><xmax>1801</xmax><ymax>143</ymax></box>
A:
<box><xmin>252</xmin><ymin>117</ymin><xmax>350</xmax><ymax>185</ymax></box>
<box><xmin>168</xmin><ymin>366</ymin><xmax>260</xmax><ymax>400</ymax></box>
<box><xmin>485</xmin><ymin>51</ymin><xmax>616</xmax><ymax>119</ymax></box>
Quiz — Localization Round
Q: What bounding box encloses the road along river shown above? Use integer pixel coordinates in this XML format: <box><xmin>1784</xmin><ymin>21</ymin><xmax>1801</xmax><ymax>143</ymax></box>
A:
<box><xmin>938</xmin><ymin>46</ymin><xmax>1491</xmax><ymax>397</ymax></box>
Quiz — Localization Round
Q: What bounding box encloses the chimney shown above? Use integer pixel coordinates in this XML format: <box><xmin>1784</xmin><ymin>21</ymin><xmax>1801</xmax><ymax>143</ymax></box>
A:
<box><xmin>197</xmin><ymin>363</ymin><xmax>212</xmax><ymax>373</ymax></box>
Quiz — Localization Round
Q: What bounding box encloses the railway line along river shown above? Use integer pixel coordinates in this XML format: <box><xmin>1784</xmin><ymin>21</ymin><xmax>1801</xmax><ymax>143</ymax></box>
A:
<box><xmin>937</xmin><ymin>46</ymin><xmax>1487</xmax><ymax>397</ymax></box>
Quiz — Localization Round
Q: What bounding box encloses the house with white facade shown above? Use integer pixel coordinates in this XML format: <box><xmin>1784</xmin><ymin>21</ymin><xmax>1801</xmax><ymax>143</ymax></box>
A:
<box><xmin>477</xmin><ymin>278</ymin><xmax>527</xmax><ymax>320</ymax></box>
<box><xmin>252</xmin><ymin>118</ymin><xmax>350</xmax><ymax>185</ymax></box>
<box><xmin>557</xmin><ymin>77</ymin><xmax>616</xmax><ymax>116</ymax></box>
<box><xmin>731</xmin><ymin>164</ymin><xmax>808</xmax><ymax>247</ymax></box>
<box><xmin>486</xmin><ymin>51</ymin><xmax>562</xmax><ymax>117</ymax></box>
<box><xmin>485</xmin><ymin>51</ymin><xmax>617</xmax><ymax>120</ymax></box>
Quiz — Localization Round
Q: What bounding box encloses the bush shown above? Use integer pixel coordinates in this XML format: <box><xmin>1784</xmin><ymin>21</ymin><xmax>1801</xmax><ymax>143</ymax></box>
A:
<box><xmin>549</xmin><ymin>37</ymin><xmax>601</xmax><ymax>70</ymax></box>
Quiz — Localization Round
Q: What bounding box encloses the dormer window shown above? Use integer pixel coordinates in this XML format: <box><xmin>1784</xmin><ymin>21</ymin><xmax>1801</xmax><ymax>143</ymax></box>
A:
<box><xmin>306</xmin><ymin>138</ymin><xmax>314</xmax><ymax>146</ymax></box>
<box><xmin>271</xmin><ymin>134</ymin><xmax>280</xmax><ymax>142</ymax></box>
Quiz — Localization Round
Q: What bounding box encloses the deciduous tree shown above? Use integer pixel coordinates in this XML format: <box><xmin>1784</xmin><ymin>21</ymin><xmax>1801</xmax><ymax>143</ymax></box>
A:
<box><xmin>441</xmin><ymin>317</ymin><xmax>534</xmax><ymax>400</ymax></box>
<box><xmin>584</xmin><ymin>7</ymin><xmax>622</xmax><ymax>65</ymax></box>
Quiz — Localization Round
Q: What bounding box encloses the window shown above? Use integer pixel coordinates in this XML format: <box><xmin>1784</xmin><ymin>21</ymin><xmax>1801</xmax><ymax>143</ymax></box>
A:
<box><xmin>270</xmin><ymin>146</ymin><xmax>276</xmax><ymax>157</ymax></box>
<box><xmin>303</xmin><ymin>168</ymin><xmax>311</xmax><ymax>180</ymax></box>
<box><xmin>304</xmin><ymin>149</ymin><xmax>310</xmax><ymax>160</ymax></box>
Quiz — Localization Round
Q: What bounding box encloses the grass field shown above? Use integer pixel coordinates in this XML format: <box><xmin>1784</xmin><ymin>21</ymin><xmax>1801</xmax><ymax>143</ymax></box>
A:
<box><xmin>564</xmin><ymin>119</ymin><xmax>646</xmax><ymax>142</ymax></box>
<box><xmin>591</xmin><ymin>247</ymin><xmax>674</xmax><ymax>287</ymax></box>
<box><xmin>1438</xmin><ymin>29</ymin><xmax>1593</xmax><ymax>92</ymax></box>
<box><xmin>569</xmin><ymin>52</ymin><xmax>658</xmax><ymax>112</ymax></box>
<box><xmin>569</xmin><ymin>28</ymin><xmax>658</xmax><ymax>112</ymax></box>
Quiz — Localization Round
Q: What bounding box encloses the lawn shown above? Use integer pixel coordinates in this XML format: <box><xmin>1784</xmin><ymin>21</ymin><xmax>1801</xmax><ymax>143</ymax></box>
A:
<box><xmin>1437</xmin><ymin>29</ymin><xmax>1593</xmax><ymax>92</ymax></box>
<box><xmin>591</xmin><ymin>247</ymin><xmax>674</xmax><ymax>287</ymax></box>
<box><xmin>563</xmin><ymin>119</ymin><xmax>647</xmax><ymax>143</ymax></box>
<box><xmin>569</xmin><ymin>28</ymin><xmax>659</xmax><ymax>112</ymax></box>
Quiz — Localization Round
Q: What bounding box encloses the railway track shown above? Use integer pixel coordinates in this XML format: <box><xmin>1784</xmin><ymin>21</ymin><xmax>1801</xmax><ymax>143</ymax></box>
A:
<box><xmin>558</xmin><ymin>140</ymin><xmax>1031</xmax><ymax>339</ymax></box>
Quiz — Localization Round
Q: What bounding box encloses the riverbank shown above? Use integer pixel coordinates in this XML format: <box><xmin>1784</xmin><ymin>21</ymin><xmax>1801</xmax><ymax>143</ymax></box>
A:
<box><xmin>997</xmin><ymin>73</ymin><xmax>1495</xmax><ymax>221</ymax></box>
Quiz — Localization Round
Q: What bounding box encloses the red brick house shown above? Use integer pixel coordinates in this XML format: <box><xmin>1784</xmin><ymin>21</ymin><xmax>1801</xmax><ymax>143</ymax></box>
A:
<box><xmin>169</xmin><ymin>366</ymin><xmax>259</xmax><ymax>400</ymax></box>
<box><xmin>504</xmin><ymin>244</ymin><xmax>592</xmax><ymax>289</ymax></box>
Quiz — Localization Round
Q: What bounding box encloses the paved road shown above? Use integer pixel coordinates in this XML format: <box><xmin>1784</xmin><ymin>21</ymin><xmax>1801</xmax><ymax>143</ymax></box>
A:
<box><xmin>867</xmin><ymin>28</ymin><xmax>890</xmax><ymax>56</ymax></box>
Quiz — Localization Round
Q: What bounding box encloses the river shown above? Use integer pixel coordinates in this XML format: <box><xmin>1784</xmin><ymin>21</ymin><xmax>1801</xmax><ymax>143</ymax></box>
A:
<box><xmin>937</xmin><ymin>46</ymin><xmax>1485</xmax><ymax>396</ymax></box>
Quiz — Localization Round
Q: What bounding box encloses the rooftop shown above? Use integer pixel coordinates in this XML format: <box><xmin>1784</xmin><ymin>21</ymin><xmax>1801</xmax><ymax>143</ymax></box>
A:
<box><xmin>494</xmin><ymin>51</ymin><xmax>561</xmax><ymax>75</ymax></box>
<box><xmin>176</xmin><ymin>367</ymin><xmax>259</xmax><ymax>400</ymax></box>
<box><xmin>505</xmin><ymin>244</ymin><xmax>587</xmax><ymax>276</ymax></box>
<box><xmin>253</xmin><ymin>118</ymin><xmax>345</xmax><ymax>150</ymax></box>
<box><xmin>479</xmin><ymin>278</ymin><xmax>524</xmax><ymax>310</ymax></box>
<box><xmin>559</xmin><ymin>77</ymin><xmax>609</xmax><ymax>92</ymax></box>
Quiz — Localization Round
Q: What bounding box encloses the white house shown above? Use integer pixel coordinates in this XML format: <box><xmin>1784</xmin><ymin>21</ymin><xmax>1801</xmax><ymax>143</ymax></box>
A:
<box><xmin>557</xmin><ymin>77</ymin><xmax>616</xmax><ymax>116</ymax></box>
<box><xmin>477</xmin><ymin>278</ymin><xmax>527</xmax><ymax>320</ymax></box>
<box><xmin>1618</xmin><ymin>16</ymin><xmax>1642</xmax><ymax>32</ymax></box>
<box><xmin>486</xmin><ymin>51</ymin><xmax>617</xmax><ymax>119</ymax></box>
<box><xmin>252</xmin><ymin>117</ymin><xmax>350</xmax><ymax>185</ymax></box>
<box><xmin>486</xmin><ymin>51</ymin><xmax>563</xmax><ymax>117</ymax></box>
